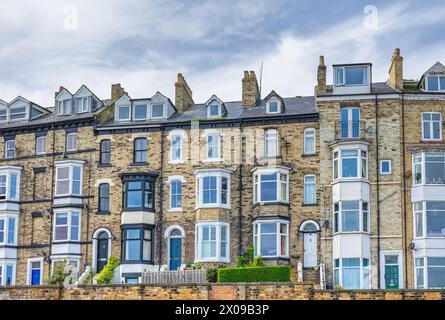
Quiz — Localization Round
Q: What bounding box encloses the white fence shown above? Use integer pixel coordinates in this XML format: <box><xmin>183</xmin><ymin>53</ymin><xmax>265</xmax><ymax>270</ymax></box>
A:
<box><xmin>142</xmin><ymin>269</ymin><xmax>208</xmax><ymax>284</ymax></box>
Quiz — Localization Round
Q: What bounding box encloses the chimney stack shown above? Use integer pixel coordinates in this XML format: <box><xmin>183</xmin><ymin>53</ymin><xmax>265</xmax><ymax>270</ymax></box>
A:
<box><xmin>388</xmin><ymin>48</ymin><xmax>404</xmax><ymax>91</ymax></box>
<box><xmin>111</xmin><ymin>83</ymin><xmax>127</xmax><ymax>101</ymax></box>
<box><xmin>175</xmin><ymin>73</ymin><xmax>194</xmax><ymax>113</ymax></box>
<box><xmin>55</xmin><ymin>86</ymin><xmax>65</xmax><ymax>99</ymax></box>
<box><xmin>242</xmin><ymin>71</ymin><xmax>260</xmax><ymax>107</ymax></box>
<box><xmin>315</xmin><ymin>56</ymin><xmax>327</xmax><ymax>94</ymax></box>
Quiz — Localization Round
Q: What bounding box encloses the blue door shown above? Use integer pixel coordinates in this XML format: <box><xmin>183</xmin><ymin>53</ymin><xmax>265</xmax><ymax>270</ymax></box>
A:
<box><xmin>31</xmin><ymin>269</ymin><xmax>41</xmax><ymax>285</ymax></box>
<box><xmin>169</xmin><ymin>238</ymin><xmax>182</xmax><ymax>271</ymax></box>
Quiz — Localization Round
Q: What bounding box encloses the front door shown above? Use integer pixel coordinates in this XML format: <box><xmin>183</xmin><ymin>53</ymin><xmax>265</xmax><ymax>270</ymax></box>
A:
<box><xmin>303</xmin><ymin>232</ymin><xmax>317</xmax><ymax>267</ymax></box>
<box><xmin>97</xmin><ymin>236</ymin><xmax>109</xmax><ymax>272</ymax></box>
<box><xmin>385</xmin><ymin>265</ymin><xmax>399</xmax><ymax>289</ymax></box>
<box><xmin>169</xmin><ymin>238</ymin><xmax>182</xmax><ymax>271</ymax></box>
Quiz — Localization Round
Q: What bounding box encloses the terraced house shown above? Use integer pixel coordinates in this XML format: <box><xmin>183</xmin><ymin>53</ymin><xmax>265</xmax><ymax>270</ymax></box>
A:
<box><xmin>0</xmin><ymin>49</ymin><xmax>444</xmax><ymax>290</ymax></box>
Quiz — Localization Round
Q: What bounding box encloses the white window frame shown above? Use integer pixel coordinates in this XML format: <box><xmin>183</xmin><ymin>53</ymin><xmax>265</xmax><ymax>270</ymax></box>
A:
<box><xmin>304</xmin><ymin>128</ymin><xmax>316</xmax><ymax>155</ymax></box>
<box><xmin>133</xmin><ymin>103</ymin><xmax>149</xmax><ymax>121</ymax></box>
<box><xmin>51</xmin><ymin>257</ymin><xmax>80</xmax><ymax>275</ymax></box>
<box><xmin>303</xmin><ymin>175</ymin><xmax>317</xmax><ymax>204</ymax></box>
<box><xmin>195</xmin><ymin>169</ymin><xmax>232</xmax><ymax>209</ymax></box>
<box><xmin>66</xmin><ymin>132</ymin><xmax>77</xmax><ymax>151</ymax></box>
<box><xmin>53</xmin><ymin>210</ymin><xmax>81</xmax><ymax>242</ymax></box>
<box><xmin>0</xmin><ymin>107</ymin><xmax>7</xmax><ymax>122</ymax></box>
<box><xmin>379</xmin><ymin>160</ymin><xmax>392</xmax><ymax>175</ymax></box>
<box><xmin>57</xmin><ymin>99</ymin><xmax>72</xmax><ymax>116</ymax></box>
<box><xmin>5</xmin><ymin>140</ymin><xmax>15</xmax><ymax>159</ymax></box>
<box><xmin>0</xmin><ymin>167</ymin><xmax>21</xmax><ymax>202</ymax></box>
<box><xmin>253</xmin><ymin>167</ymin><xmax>290</xmax><ymax>204</ymax></box>
<box><xmin>77</xmin><ymin>97</ymin><xmax>89</xmax><ymax>113</ymax></box>
<box><xmin>421</xmin><ymin>112</ymin><xmax>442</xmax><ymax>141</ymax></box>
<box><xmin>27</xmin><ymin>257</ymin><xmax>44</xmax><ymax>285</ymax></box>
<box><xmin>117</xmin><ymin>105</ymin><xmax>131</xmax><ymax>122</ymax></box>
<box><xmin>413</xmin><ymin>152</ymin><xmax>445</xmax><ymax>185</ymax></box>
<box><xmin>253</xmin><ymin>219</ymin><xmax>289</xmax><ymax>258</ymax></box>
<box><xmin>205</xmin><ymin>132</ymin><xmax>221</xmax><ymax>161</ymax></box>
<box><xmin>151</xmin><ymin>103</ymin><xmax>165</xmax><ymax>119</ymax></box>
<box><xmin>9</xmin><ymin>106</ymin><xmax>27</xmax><ymax>121</ymax></box>
<box><xmin>170</xmin><ymin>135</ymin><xmax>183</xmax><ymax>163</ymax></box>
<box><xmin>0</xmin><ymin>261</ymin><xmax>16</xmax><ymax>286</ymax></box>
<box><xmin>333</xmin><ymin>200</ymin><xmax>370</xmax><ymax>234</ymax></box>
<box><xmin>334</xmin><ymin>66</ymin><xmax>369</xmax><ymax>87</ymax></box>
<box><xmin>195</xmin><ymin>222</ymin><xmax>230</xmax><ymax>263</ymax></box>
<box><xmin>169</xmin><ymin>178</ymin><xmax>183</xmax><ymax>211</ymax></box>
<box><xmin>333</xmin><ymin>147</ymin><xmax>368</xmax><ymax>181</ymax></box>
<box><xmin>0</xmin><ymin>214</ymin><xmax>17</xmax><ymax>245</ymax></box>
<box><xmin>333</xmin><ymin>257</ymin><xmax>371</xmax><ymax>289</ymax></box>
<box><xmin>264</xmin><ymin>129</ymin><xmax>279</xmax><ymax>157</ymax></box>
<box><xmin>36</xmin><ymin>136</ymin><xmax>47</xmax><ymax>155</ymax></box>
<box><xmin>266</xmin><ymin>99</ymin><xmax>281</xmax><ymax>114</ymax></box>
<box><xmin>207</xmin><ymin>104</ymin><xmax>221</xmax><ymax>118</ymax></box>
<box><xmin>413</xmin><ymin>201</ymin><xmax>445</xmax><ymax>239</ymax></box>
<box><xmin>426</xmin><ymin>76</ymin><xmax>445</xmax><ymax>92</ymax></box>
<box><xmin>55</xmin><ymin>161</ymin><xmax>84</xmax><ymax>197</ymax></box>
<box><xmin>414</xmin><ymin>256</ymin><xmax>445</xmax><ymax>289</ymax></box>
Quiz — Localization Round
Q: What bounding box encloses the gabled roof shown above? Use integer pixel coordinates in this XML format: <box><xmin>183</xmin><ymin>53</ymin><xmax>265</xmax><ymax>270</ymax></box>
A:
<box><xmin>73</xmin><ymin>84</ymin><xmax>105</xmax><ymax>107</ymax></box>
<box><xmin>204</xmin><ymin>94</ymin><xmax>227</xmax><ymax>117</ymax></box>
<box><xmin>54</xmin><ymin>87</ymin><xmax>73</xmax><ymax>100</ymax></box>
<box><xmin>264</xmin><ymin>90</ymin><xmax>285</xmax><ymax>111</ymax></box>
<box><xmin>423</xmin><ymin>61</ymin><xmax>445</xmax><ymax>76</ymax></box>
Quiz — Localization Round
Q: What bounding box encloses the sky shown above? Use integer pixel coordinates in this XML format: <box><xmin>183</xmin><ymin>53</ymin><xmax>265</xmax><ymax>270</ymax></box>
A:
<box><xmin>0</xmin><ymin>0</ymin><xmax>444</xmax><ymax>107</ymax></box>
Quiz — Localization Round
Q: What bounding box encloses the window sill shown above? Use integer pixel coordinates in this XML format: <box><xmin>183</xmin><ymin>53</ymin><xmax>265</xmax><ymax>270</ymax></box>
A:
<box><xmin>419</xmin><ymin>139</ymin><xmax>443</xmax><ymax>143</ymax></box>
<box><xmin>195</xmin><ymin>205</ymin><xmax>231</xmax><ymax>210</ymax></box>
<box><xmin>122</xmin><ymin>208</ymin><xmax>155</xmax><ymax>213</ymax></box>
<box><xmin>98</xmin><ymin>164</ymin><xmax>112</xmax><ymax>168</ymax></box>
<box><xmin>252</xmin><ymin>202</ymin><xmax>289</xmax><ymax>208</ymax></box>
<box><xmin>96</xmin><ymin>211</ymin><xmax>111</xmax><ymax>215</ymax></box>
<box><xmin>302</xmin><ymin>153</ymin><xmax>318</xmax><ymax>157</ymax></box>
<box><xmin>333</xmin><ymin>231</ymin><xmax>370</xmax><ymax>236</ymax></box>
<box><xmin>332</xmin><ymin>178</ymin><xmax>369</xmax><ymax>184</ymax></box>
<box><xmin>168</xmin><ymin>160</ymin><xmax>185</xmax><ymax>165</ymax></box>
<box><xmin>130</xmin><ymin>162</ymin><xmax>148</xmax><ymax>167</ymax></box>
<box><xmin>168</xmin><ymin>208</ymin><xmax>183</xmax><ymax>213</ymax></box>
<box><xmin>202</xmin><ymin>158</ymin><xmax>224</xmax><ymax>163</ymax></box>
<box><xmin>260</xmin><ymin>256</ymin><xmax>290</xmax><ymax>261</ymax></box>
<box><xmin>121</xmin><ymin>260</ymin><xmax>154</xmax><ymax>265</ymax></box>
<box><xmin>302</xmin><ymin>203</ymin><xmax>318</xmax><ymax>207</ymax></box>
<box><xmin>194</xmin><ymin>258</ymin><xmax>230</xmax><ymax>263</ymax></box>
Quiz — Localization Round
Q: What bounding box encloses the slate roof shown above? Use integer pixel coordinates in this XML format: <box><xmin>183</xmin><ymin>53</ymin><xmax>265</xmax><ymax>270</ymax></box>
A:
<box><xmin>320</xmin><ymin>82</ymin><xmax>399</xmax><ymax>95</ymax></box>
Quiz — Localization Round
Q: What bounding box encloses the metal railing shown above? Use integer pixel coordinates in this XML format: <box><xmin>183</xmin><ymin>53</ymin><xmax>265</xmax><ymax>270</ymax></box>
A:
<box><xmin>334</xmin><ymin>120</ymin><xmax>366</xmax><ymax>140</ymax></box>
<box><xmin>142</xmin><ymin>269</ymin><xmax>208</xmax><ymax>284</ymax></box>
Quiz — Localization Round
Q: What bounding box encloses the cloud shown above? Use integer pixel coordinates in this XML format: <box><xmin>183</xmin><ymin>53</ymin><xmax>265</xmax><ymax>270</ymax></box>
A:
<box><xmin>0</xmin><ymin>0</ymin><xmax>444</xmax><ymax>106</ymax></box>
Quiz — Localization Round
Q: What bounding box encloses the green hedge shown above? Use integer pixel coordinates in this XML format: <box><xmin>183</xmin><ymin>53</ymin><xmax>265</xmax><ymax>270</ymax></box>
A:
<box><xmin>217</xmin><ymin>266</ymin><xmax>291</xmax><ymax>283</ymax></box>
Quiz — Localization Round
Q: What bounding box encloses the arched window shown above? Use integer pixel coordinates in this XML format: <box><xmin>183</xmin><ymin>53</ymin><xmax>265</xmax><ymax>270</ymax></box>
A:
<box><xmin>100</xmin><ymin>140</ymin><xmax>111</xmax><ymax>165</ymax></box>
<box><xmin>134</xmin><ymin>138</ymin><xmax>147</xmax><ymax>163</ymax></box>
<box><xmin>98</xmin><ymin>183</ymin><xmax>110</xmax><ymax>213</ymax></box>
<box><xmin>170</xmin><ymin>228</ymin><xmax>182</xmax><ymax>237</ymax></box>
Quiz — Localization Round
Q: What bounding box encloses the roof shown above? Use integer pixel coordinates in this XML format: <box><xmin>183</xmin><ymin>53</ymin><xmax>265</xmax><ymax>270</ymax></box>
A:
<box><xmin>319</xmin><ymin>82</ymin><xmax>399</xmax><ymax>96</ymax></box>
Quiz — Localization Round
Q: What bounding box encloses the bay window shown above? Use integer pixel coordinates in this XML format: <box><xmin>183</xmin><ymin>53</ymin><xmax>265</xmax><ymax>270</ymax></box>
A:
<box><xmin>333</xmin><ymin>200</ymin><xmax>369</xmax><ymax>233</ymax></box>
<box><xmin>0</xmin><ymin>216</ymin><xmax>16</xmax><ymax>245</ymax></box>
<box><xmin>334</xmin><ymin>258</ymin><xmax>370</xmax><ymax>289</ymax></box>
<box><xmin>413</xmin><ymin>201</ymin><xmax>445</xmax><ymax>238</ymax></box>
<box><xmin>422</xmin><ymin>112</ymin><xmax>442</xmax><ymax>140</ymax></box>
<box><xmin>333</xmin><ymin>148</ymin><xmax>368</xmax><ymax>180</ymax></box>
<box><xmin>123</xmin><ymin>176</ymin><xmax>155</xmax><ymax>211</ymax></box>
<box><xmin>55</xmin><ymin>162</ymin><xmax>83</xmax><ymax>196</ymax></box>
<box><xmin>53</xmin><ymin>211</ymin><xmax>80</xmax><ymax>242</ymax></box>
<box><xmin>415</xmin><ymin>257</ymin><xmax>445</xmax><ymax>289</ymax></box>
<box><xmin>253</xmin><ymin>168</ymin><xmax>289</xmax><ymax>204</ymax></box>
<box><xmin>122</xmin><ymin>225</ymin><xmax>153</xmax><ymax>263</ymax></box>
<box><xmin>264</xmin><ymin>129</ymin><xmax>278</xmax><ymax>157</ymax></box>
<box><xmin>0</xmin><ymin>167</ymin><xmax>20</xmax><ymax>202</ymax></box>
<box><xmin>0</xmin><ymin>263</ymin><xmax>15</xmax><ymax>286</ymax></box>
<box><xmin>195</xmin><ymin>169</ymin><xmax>231</xmax><ymax>209</ymax></box>
<box><xmin>253</xmin><ymin>219</ymin><xmax>289</xmax><ymax>258</ymax></box>
<box><xmin>195</xmin><ymin>222</ymin><xmax>230</xmax><ymax>262</ymax></box>
<box><xmin>413</xmin><ymin>152</ymin><xmax>445</xmax><ymax>185</ymax></box>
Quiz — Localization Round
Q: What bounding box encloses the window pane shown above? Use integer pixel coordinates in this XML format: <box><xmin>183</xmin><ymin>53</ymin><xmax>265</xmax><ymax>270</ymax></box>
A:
<box><xmin>260</xmin><ymin>174</ymin><xmax>277</xmax><ymax>202</ymax></box>
<box><xmin>126</xmin><ymin>240</ymin><xmax>140</xmax><ymax>260</ymax></box>
<box><xmin>70</xmin><ymin>213</ymin><xmax>79</xmax><ymax>240</ymax></box>
<box><xmin>152</xmin><ymin>104</ymin><xmax>164</xmax><ymax>117</ymax></box>
<box><xmin>428</xmin><ymin>76</ymin><xmax>439</xmax><ymax>91</ymax></box>
<box><xmin>134</xmin><ymin>104</ymin><xmax>147</xmax><ymax>120</ymax></box>
<box><xmin>72</xmin><ymin>167</ymin><xmax>81</xmax><ymax>195</ymax></box>
<box><xmin>426</xmin><ymin>202</ymin><xmax>445</xmax><ymax>237</ymax></box>
<box><xmin>268</xmin><ymin>102</ymin><xmax>278</xmax><ymax>113</ymax></box>
<box><xmin>336</xmin><ymin>68</ymin><xmax>344</xmax><ymax>85</ymax></box>
<box><xmin>425</xmin><ymin>153</ymin><xmax>445</xmax><ymax>184</ymax></box>
<box><xmin>209</xmin><ymin>105</ymin><xmax>219</xmax><ymax>116</ymax></box>
<box><xmin>261</xmin><ymin>234</ymin><xmax>277</xmax><ymax>256</ymax></box>
<box><xmin>423</xmin><ymin>121</ymin><xmax>431</xmax><ymax>139</ymax></box>
<box><xmin>427</xmin><ymin>258</ymin><xmax>445</xmax><ymax>288</ymax></box>
<box><xmin>99</xmin><ymin>184</ymin><xmax>110</xmax><ymax>212</ymax></box>
<box><xmin>345</xmin><ymin>67</ymin><xmax>367</xmax><ymax>85</ymax></box>
<box><xmin>342</xmin><ymin>201</ymin><xmax>360</xmax><ymax>232</ymax></box>
<box><xmin>221</xmin><ymin>177</ymin><xmax>228</xmax><ymax>205</ymax></box>
<box><xmin>7</xmin><ymin>218</ymin><xmax>15</xmax><ymax>244</ymax></box>
<box><xmin>203</xmin><ymin>176</ymin><xmax>217</xmax><ymax>204</ymax></box>
<box><xmin>119</xmin><ymin>106</ymin><xmax>129</xmax><ymax>120</ymax></box>
<box><xmin>342</xmin><ymin>258</ymin><xmax>361</xmax><ymax>289</ymax></box>
<box><xmin>0</xmin><ymin>219</ymin><xmax>4</xmax><ymax>243</ymax></box>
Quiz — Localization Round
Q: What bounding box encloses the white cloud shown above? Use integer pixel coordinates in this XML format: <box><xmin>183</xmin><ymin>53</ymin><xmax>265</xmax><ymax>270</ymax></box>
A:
<box><xmin>0</xmin><ymin>1</ymin><xmax>444</xmax><ymax>106</ymax></box>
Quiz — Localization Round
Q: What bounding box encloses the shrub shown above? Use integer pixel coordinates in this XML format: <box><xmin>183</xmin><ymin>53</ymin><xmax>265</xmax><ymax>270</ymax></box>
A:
<box><xmin>237</xmin><ymin>256</ymin><xmax>246</xmax><ymax>267</ymax></box>
<box><xmin>250</xmin><ymin>256</ymin><xmax>264</xmax><ymax>267</ymax></box>
<box><xmin>95</xmin><ymin>256</ymin><xmax>120</xmax><ymax>285</ymax></box>
<box><xmin>247</xmin><ymin>245</ymin><xmax>255</xmax><ymax>265</ymax></box>
<box><xmin>207</xmin><ymin>268</ymin><xmax>218</xmax><ymax>283</ymax></box>
<box><xmin>194</xmin><ymin>262</ymin><xmax>203</xmax><ymax>270</ymax></box>
<box><xmin>48</xmin><ymin>261</ymin><xmax>69</xmax><ymax>285</ymax></box>
<box><xmin>217</xmin><ymin>266</ymin><xmax>291</xmax><ymax>283</ymax></box>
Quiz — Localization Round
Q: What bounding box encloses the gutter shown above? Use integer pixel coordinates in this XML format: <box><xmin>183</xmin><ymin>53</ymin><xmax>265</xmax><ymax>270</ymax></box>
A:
<box><xmin>375</xmin><ymin>94</ymin><xmax>381</xmax><ymax>289</ymax></box>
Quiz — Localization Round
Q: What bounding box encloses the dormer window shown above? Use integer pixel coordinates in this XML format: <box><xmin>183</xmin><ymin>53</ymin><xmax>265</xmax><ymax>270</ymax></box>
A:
<box><xmin>0</xmin><ymin>108</ymin><xmax>6</xmax><ymax>122</ymax></box>
<box><xmin>335</xmin><ymin>66</ymin><xmax>369</xmax><ymax>86</ymax></box>
<box><xmin>76</xmin><ymin>97</ymin><xmax>89</xmax><ymax>113</ymax></box>
<box><xmin>117</xmin><ymin>105</ymin><xmax>130</xmax><ymax>121</ymax></box>
<box><xmin>151</xmin><ymin>104</ymin><xmax>164</xmax><ymax>118</ymax></box>
<box><xmin>9</xmin><ymin>107</ymin><xmax>26</xmax><ymax>121</ymax></box>
<box><xmin>57</xmin><ymin>100</ymin><xmax>71</xmax><ymax>116</ymax></box>
<box><xmin>267</xmin><ymin>101</ymin><xmax>279</xmax><ymax>113</ymax></box>
<box><xmin>426</xmin><ymin>76</ymin><xmax>445</xmax><ymax>92</ymax></box>
<box><xmin>208</xmin><ymin>104</ymin><xmax>221</xmax><ymax>118</ymax></box>
<box><xmin>134</xmin><ymin>104</ymin><xmax>148</xmax><ymax>120</ymax></box>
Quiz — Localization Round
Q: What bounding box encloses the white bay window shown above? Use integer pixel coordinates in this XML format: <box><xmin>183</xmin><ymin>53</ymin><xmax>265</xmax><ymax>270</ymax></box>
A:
<box><xmin>0</xmin><ymin>166</ymin><xmax>21</xmax><ymax>202</ymax></box>
<box><xmin>53</xmin><ymin>211</ymin><xmax>80</xmax><ymax>242</ymax></box>
<box><xmin>195</xmin><ymin>222</ymin><xmax>229</xmax><ymax>263</ymax></box>
<box><xmin>415</xmin><ymin>257</ymin><xmax>445</xmax><ymax>289</ymax></box>
<box><xmin>334</xmin><ymin>258</ymin><xmax>370</xmax><ymax>289</ymax></box>
<box><xmin>55</xmin><ymin>161</ymin><xmax>84</xmax><ymax>197</ymax></box>
<box><xmin>333</xmin><ymin>148</ymin><xmax>368</xmax><ymax>180</ymax></box>
<box><xmin>333</xmin><ymin>200</ymin><xmax>369</xmax><ymax>233</ymax></box>
<box><xmin>253</xmin><ymin>167</ymin><xmax>289</xmax><ymax>204</ymax></box>
<box><xmin>413</xmin><ymin>201</ymin><xmax>445</xmax><ymax>238</ymax></box>
<box><xmin>413</xmin><ymin>152</ymin><xmax>445</xmax><ymax>185</ymax></box>
<box><xmin>195</xmin><ymin>169</ymin><xmax>231</xmax><ymax>209</ymax></box>
<box><xmin>253</xmin><ymin>219</ymin><xmax>289</xmax><ymax>258</ymax></box>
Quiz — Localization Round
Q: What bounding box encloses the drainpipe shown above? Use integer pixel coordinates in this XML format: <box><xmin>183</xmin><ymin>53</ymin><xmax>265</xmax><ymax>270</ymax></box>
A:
<box><xmin>238</xmin><ymin>121</ymin><xmax>244</xmax><ymax>256</ymax></box>
<box><xmin>401</xmin><ymin>93</ymin><xmax>408</xmax><ymax>289</ymax></box>
<box><xmin>84</xmin><ymin>154</ymin><xmax>92</xmax><ymax>268</ymax></box>
<box><xmin>158</xmin><ymin>127</ymin><xmax>165</xmax><ymax>271</ymax></box>
<box><xmin>48</xmin><ymin>121</ymin><xmax>56</xmax><ymax>279</ymax></box>
<box><xmin>375</xmin><ymin>94</ymin><xmax>381</xmax><ymax>289</ymax></box>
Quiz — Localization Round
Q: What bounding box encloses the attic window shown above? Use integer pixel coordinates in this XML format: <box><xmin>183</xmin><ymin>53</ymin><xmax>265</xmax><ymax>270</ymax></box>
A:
<box><xmin>151</xmin><ymin>104</ymin><xmax>164</xmax><ymax>118</ymax></box>
<box><xmin>427</xmin><ymin>76</ymin><xmax>445</xmax><ymax>92</ymax></box>
<box><xmin>0</xmin><ymin>109</ymin><xmax>6</xmax><ymax>122</ymax></box>
<box><xmin>57</xmin><ymin>100</ymin><xmax>71</xmax><ymax>116</ymax></box>
<box><xmin>266</xmin><ymin>100</ymin><xmax>281</xmax><ymax>114</ymax></box>
<box><xmin>76</xmin><ymin>97</ymin><xmax>89</xmax><ymax>113</ymax></box>
<box><xmin>10</xmin><ymin>107</ymin><xmax>26</xmax><ymax>121</ymax></box>
<box><xmin>208</xmin><ymin>104</ymin><xmax>221</xmax><ymax>118</ymax></box>
<box><xmin>335</xmin><ymin>66</ymin><xmax>369</xmax><ymax>86</ymax></box>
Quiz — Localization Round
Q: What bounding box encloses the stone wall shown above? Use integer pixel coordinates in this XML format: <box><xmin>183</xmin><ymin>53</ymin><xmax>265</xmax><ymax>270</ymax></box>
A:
<box><xmin>0</xmin><ymin>283</ymin><xmax>444</xmax><ymax>300</ymax></box>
